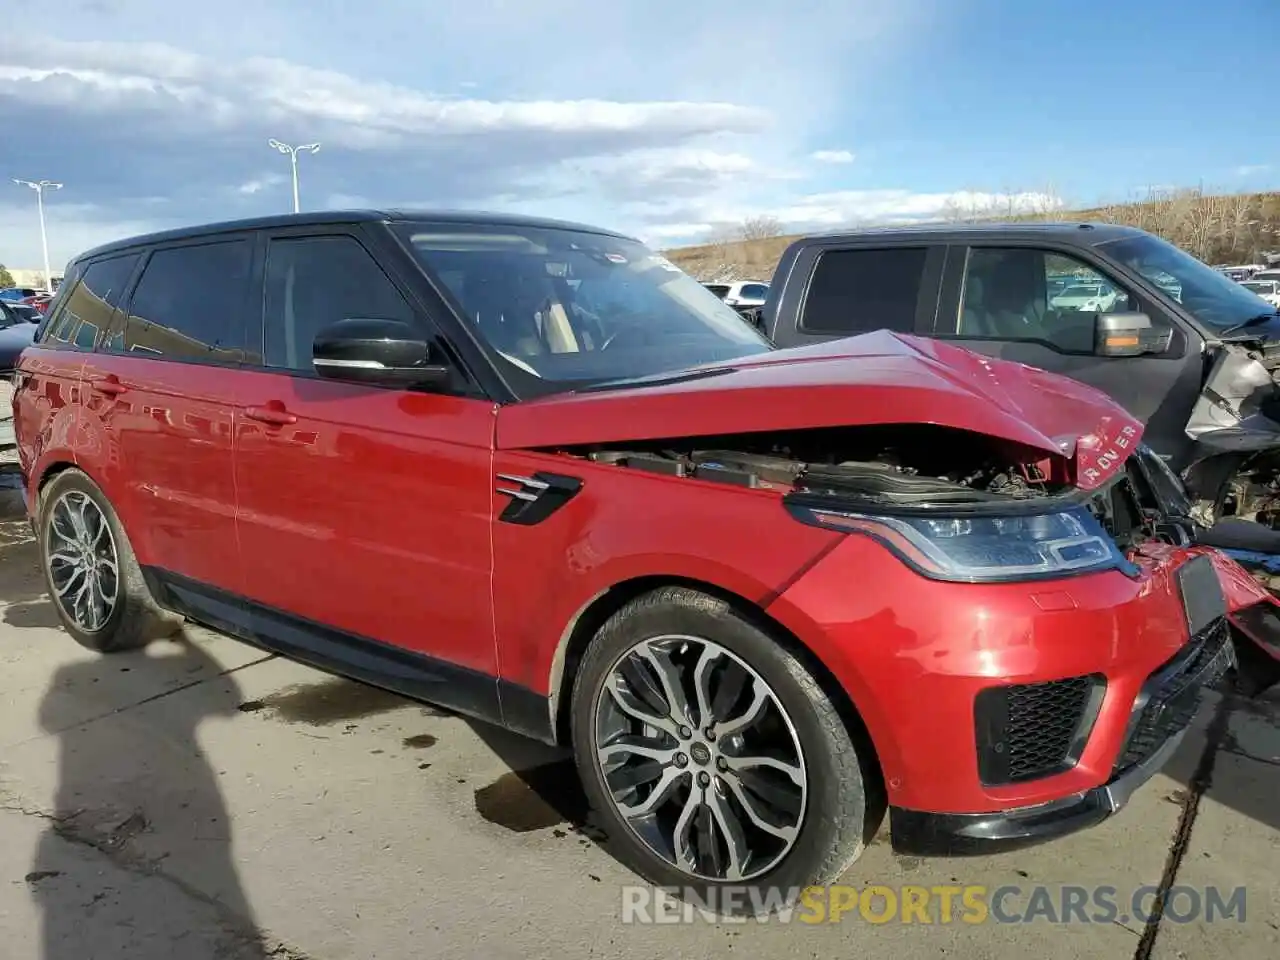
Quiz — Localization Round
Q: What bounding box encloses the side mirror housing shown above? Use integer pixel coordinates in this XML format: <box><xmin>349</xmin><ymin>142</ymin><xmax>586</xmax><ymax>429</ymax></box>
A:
<box><xmin>312</xmin><ymin>318</ymin><xmax>452</xmax><ymax>389</ymax></box>
<box><xmin>1094</xmin><ymin>312</ymin><xmax>1170</xmax><ymax>357</ymax></box>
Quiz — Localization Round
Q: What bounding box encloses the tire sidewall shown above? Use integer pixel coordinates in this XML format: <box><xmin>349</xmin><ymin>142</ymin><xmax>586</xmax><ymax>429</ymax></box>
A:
<box><xmin>570</xmin><ymin>590</ymin><xmax>865</xmax><ymax>903</ymax></box>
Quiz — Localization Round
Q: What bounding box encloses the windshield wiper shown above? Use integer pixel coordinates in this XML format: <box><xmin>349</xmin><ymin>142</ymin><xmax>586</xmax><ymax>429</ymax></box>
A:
<box><xmin>1220</xmin><ymin>311</ymin><xmax>1280</xmax><ymax>337</ymax></box>
<box><xmin>573</xmin><ymin>366</ymin><xmax>735</xmax><ymax>394</ymax></box>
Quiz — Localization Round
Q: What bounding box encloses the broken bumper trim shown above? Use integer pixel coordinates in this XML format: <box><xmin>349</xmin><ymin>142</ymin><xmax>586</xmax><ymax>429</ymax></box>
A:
<box><xmin>888</xmin><ymin>725</ymin><xmax>1187</xmax><ymax>857</ymax></box>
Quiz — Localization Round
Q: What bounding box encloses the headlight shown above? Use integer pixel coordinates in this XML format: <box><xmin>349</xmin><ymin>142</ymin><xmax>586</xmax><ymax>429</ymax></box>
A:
<box><xmin>804</xmin><ymin>506</ymin><xmax>1130</xmax><ymax>583</ymax></box>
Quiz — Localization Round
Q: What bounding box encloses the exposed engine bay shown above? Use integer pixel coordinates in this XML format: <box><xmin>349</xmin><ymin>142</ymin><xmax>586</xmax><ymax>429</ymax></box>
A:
<box><xmin>562</xmin><ymin>424</ymin><xmax>1177</xmax><ymax>552</ymax></box>
<box><xmin>571</xmin><ymin>424</ymin><xmax>1061</xmax><ymax>501</ymax></box>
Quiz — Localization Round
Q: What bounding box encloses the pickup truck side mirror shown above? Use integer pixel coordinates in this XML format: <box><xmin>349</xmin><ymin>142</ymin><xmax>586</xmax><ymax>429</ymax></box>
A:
<box><xmin>1094</xmin><ymin>312</ymin><xmax>1170</xmax><ymax>357</ymax></box>
<box><xmin>312</xmin><ymin>318</ymin><xmax>453</xmax><ymax>390</ymax></box>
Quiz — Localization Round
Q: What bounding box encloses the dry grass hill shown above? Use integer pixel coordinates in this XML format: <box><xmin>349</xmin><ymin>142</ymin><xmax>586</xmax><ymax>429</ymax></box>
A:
<box><xmin>664</xmin><ymin>188</ymin><xmax>1280</xmax><ymax>281</ymax></box>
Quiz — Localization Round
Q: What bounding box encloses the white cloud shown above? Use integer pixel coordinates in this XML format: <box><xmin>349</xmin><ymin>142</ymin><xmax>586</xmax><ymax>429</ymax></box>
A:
<box><xmin>0</xmin><ymin>1</ymin><xmax>946</xmax><ymax>263</ymax></box>
<box><xmin>774</xmin><ymin>188</ymin><xmax>1064</xmax><ymax>227</ymax></box>
<box><xmin>639</xmin><ymin>189</ymin><xmax>1065</xmax><ymax>245</ymax></box>
<box><xmin>236</xmin><ymin>174</ymin><xmax>285</xmax><ymax>196</ymax></box>
<box><xmin>810</xmin><ymin>149</ymin><xmax>856</xmax><ymax>164</ymax></box>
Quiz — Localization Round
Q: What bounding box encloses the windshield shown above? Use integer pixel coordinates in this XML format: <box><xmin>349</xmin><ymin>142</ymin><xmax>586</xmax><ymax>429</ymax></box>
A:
<box><xmin>393</xmin><ymin>222</ymin><xmax>772</xmax><ymax>394</ymax></box>
<box><xmin>1100</xmin><ymin>233</ymin><xmax>1278</xmax><ymax>329</ymax></box>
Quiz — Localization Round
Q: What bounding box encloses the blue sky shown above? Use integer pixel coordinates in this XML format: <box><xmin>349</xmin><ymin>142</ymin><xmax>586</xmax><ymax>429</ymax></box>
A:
<box><xmin>1</xmin><ymin>0</ymin><xmax>1277</xmax><ymax>269</ymax></box>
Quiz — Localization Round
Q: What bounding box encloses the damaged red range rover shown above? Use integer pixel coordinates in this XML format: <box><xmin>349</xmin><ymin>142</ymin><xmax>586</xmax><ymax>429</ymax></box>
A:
<box><xmin>12</xmin><ymin>211</ymin><xmax>1274</xmax><ymax>906</ymax></box>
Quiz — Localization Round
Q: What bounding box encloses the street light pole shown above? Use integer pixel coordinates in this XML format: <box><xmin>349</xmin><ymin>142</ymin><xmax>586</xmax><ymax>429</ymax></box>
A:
<box><xmin>12</xmin><ymin>178</ymin><xmax>62</xmax><ymax>292</ymax></box>
<box><xmin>267</xmin><ymin>139</ymin><xmax>321</xmax><ymax>213</ymax></box>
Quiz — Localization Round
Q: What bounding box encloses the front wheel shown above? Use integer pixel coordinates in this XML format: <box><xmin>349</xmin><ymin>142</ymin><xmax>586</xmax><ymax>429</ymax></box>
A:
<box><xmin>569</xmin><ymin>586</ymin><xmax>879</xmax><ymax>915</ymax></box>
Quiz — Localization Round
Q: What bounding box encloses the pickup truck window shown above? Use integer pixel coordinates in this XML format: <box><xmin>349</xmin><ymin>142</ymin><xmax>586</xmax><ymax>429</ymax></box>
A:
<box><xmin>956</xmin><ymin>247</ymin><xmax>1138</xmax><ymax>353</ymax></box>
<box><xmin>800</xmin><ymin>247</ymin><xmax>926</xmax><ymax>334</ymax></box>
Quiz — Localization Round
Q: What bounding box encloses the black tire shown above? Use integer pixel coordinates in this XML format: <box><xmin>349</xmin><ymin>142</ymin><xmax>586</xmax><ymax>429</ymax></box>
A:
<box><xmin>36</xmin><ymin>468</ymin><xmax>181</xmax><ymax>653</ymax></box>
<box><xmin>569</xmin><ymin>585</ymin><xmax>880</xmax><ymax>916</ymax></box>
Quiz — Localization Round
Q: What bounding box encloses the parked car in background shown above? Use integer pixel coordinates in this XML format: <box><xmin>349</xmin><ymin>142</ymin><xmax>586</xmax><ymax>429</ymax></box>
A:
<box><xmin>702</xmin><ymin>280</ymin><xmax>770</xmax><ymax>307</ymax></box>
<box><xmin>0</xmin><ymin>298</ymin><xmax>41</xmax><ymax>372</ymax></box>
<box><xmin>12</xmin><ymin>209</ymin><xmax>1269</xmax><ymax>912</ymax></box>
<box><xmin>1048</xmin><ymin>280</ymin><xmax>1121</xmax><ymax>313</ymax></box>
<box><xmin>1242</xmin><ymin>278</ymin><xmax>1280</xmax><ymax>309</ymax></box>
<box><xmin>0</xmin><ymin>286</ymin><xmax>39</xmax><ymax>303</ymax></box>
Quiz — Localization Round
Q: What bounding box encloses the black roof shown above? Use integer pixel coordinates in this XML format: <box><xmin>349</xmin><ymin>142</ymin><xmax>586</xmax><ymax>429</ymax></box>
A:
<box><xmin>797</xmin><ymin>220</ymin><xmax>1148</xmax><ymax>246</ymax></box>
<box><xmin>72</xmin><ymin>209</ymin><xmax>639</xmax><ymax>263</ymax></box>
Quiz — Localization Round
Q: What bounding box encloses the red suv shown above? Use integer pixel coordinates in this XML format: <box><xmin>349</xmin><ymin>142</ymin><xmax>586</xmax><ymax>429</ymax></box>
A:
<box><xmin>11</xmin><ymin>211</ymin><xmax>1277</xmax><ymax>909</ymax></box>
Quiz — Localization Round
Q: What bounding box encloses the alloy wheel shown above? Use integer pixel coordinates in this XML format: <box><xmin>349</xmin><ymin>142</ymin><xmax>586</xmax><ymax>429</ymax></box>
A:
<box><xmin>45</xmin><ymin>490</ymin><xmax>120</xmax><ymax>633</ymax></box>
<box><xmin>593</xmin><ymin>634</ymin><xmax>807</xmax><ymax>881</ymax></box>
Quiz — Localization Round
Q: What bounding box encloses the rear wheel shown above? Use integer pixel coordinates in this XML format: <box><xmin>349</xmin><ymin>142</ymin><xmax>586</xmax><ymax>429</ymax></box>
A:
<box><xmin>570</xmin><ymin>586</ymin><xmax>878</xmax><ymax>915</ymax></box>
<box><xmin>37</xmin><ymin>469</ymin><xmax>181</xmax><ymax>653</ymax></box>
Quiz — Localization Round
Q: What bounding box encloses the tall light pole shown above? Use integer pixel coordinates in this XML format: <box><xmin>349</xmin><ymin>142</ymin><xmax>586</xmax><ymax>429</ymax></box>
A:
<box><xmin>267</xmin><ymin>139</ymin><xmax>321</xmax><ymax>214</ymax></box>
<box><xmin>12</xmin><ymin>178</ymin><xmax>62</xmax><ymax>292</ymax></box>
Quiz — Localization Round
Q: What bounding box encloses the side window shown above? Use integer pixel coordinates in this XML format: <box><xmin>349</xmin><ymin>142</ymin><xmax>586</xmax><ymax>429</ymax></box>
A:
<box><xmin>107</xmin><ymin>241</ymin><xmax>251</xmax><ymax>362</ymax></box>
<box><xmin>800</xmin><ymin>248</ymin><xmax>927</xmax><ymax>334</ymax></box>
<box><xmin>738</xmin><ymin>283</ymin><xmax>769</xmax><ymax>300</ymax></box>
<box><xmin>262</xmin><ymin>235</ymin><xmax>414</xmax><ymax>372</ymax></box>
<box><xmin>957</xmin><ymin>248</ymin><xmax>1147</xmax><ymax>353</ymax></box>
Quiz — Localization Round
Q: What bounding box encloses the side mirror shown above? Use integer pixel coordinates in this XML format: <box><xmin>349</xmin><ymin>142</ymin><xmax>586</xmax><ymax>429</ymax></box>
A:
<box><xmin>1094</xmin><ymin>312</ymin><xmax>1170</xmax><ymax>357</ymax></box>
<box><xmin>312</xmin><ymin>318</ymin><xmax>452</xmax><ymax>389</ymax></box>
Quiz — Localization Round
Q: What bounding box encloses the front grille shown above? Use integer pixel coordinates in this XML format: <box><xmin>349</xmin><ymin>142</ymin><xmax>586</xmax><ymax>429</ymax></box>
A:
<box><xmin>1114</xmin><ymin>618</ymin><xmax>1234</xmax><ymax>775</ymax></box>
<box><xmin>974</xmin><ymin>674</ymin><xmax>1105</xmax><ymax>785</ymax></box>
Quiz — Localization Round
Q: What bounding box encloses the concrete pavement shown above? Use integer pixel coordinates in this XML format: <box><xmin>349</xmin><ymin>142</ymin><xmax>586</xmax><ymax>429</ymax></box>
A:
<box><xmin>0</xmin><ymin>477</ymin><xmax>1275</xmax><ymax>959</ymax></box>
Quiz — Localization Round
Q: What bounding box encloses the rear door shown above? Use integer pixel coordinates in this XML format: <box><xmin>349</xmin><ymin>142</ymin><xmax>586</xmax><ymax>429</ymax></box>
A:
<box><xmin>81</xmin><ymin>237</ymin><xmax>255</xmax><ymax>599</ymax></box>
<box><xmin>932</xmin><ymin>242</ymin><xmax>1204</xmax><ymax>456</ymax></box>
<box><xmin>231</xmin><ymin>226</ymin><xmax>498</xmax><ymax>690</ymax></box>
<box><xmin>768</xmin><ymin>243</ymin><xmax>945</xmax><ymax>349</ymax></box>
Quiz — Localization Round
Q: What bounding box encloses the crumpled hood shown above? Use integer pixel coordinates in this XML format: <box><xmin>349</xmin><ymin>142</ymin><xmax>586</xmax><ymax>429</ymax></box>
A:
<box><xmin>497</xmin><ymin>330</ymin><xmax>1142</xmax><ymax>491</ymax></box>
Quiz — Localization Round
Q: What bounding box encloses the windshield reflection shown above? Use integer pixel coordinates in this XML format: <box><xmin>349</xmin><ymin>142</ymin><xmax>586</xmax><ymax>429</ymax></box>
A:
<box><xmin>393</xmin><ymin>222</ymin><xmax>772</xmax><ymax>397</ymax></box>
<box><xmin>1100</xmin><ymin>233</ymin><xmax>1278</xmax><ymax>329</ymax></box>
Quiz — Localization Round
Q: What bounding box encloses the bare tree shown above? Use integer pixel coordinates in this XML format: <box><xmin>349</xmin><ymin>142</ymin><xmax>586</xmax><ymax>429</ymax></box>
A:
<box><xmin>738</xmin><ymin>215</ymin><xmax>784</xmax><ymax>241</ymax></box>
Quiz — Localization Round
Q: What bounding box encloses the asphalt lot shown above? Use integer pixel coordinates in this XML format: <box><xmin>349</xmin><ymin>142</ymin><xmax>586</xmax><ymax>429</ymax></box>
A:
<box><xmin>0</xmin><ymin>466</ymin><xmax>1276</xmax><ymax>959</ymax></box>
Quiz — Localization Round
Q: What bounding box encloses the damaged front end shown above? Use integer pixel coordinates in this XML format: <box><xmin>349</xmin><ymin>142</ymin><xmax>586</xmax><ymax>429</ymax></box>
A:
<box><xmin>569</xmin><ymin>423</ymin><xmax>1173</xmax><ymax>582</ymax></box>
<box><xmin>562</xmin><ymin>423</ymin><xmax>1279</xmax><ymax>693</ymax></box>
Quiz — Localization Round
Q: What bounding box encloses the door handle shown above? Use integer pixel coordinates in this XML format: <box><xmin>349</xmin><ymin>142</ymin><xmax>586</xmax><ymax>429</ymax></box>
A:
<box><xmin>89</xmin><ymin>376</ymin><xmax>127</xmax><ymax>396</ymax></box>
<box><xmin>244</xmin><ymin>403</ymin><xmax>297</xmax><ymax>427</ymax></box>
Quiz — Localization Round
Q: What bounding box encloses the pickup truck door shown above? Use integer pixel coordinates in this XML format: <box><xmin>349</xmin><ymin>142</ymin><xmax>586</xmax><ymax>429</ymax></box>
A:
<box><xmin>929</xmin><ymin>242</ymin><xmax>1205</xmax><ymax>459</ymax></box>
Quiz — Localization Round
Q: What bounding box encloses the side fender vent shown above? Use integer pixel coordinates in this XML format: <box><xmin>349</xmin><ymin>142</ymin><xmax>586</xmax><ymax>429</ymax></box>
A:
<box><xmin>495</xmin><ymin>472</ymin><xmax>583</xmax><ymax>526</ymax></box>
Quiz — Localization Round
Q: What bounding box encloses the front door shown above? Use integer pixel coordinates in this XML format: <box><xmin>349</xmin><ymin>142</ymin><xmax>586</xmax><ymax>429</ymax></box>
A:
<box><xmin>232</xmin><ymin>230</ymin><xmax>498</xmax><ymax>697</ymax></box>
<box><xmin>934</xmin><ymin>244</ymin><xmax>1204</xmax><ymax>457</ymax></box>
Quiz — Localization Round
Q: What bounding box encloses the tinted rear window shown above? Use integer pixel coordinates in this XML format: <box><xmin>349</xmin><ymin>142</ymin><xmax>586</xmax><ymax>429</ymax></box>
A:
<box><xmin>104</xmin><ymin>240</ymin><xmax>251</xmax><ymax>362</ymax></box>
<box><xmin>800</xmin><ymin>247</ymin><xmax>928</xmax><ymax>334</ymax></box>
